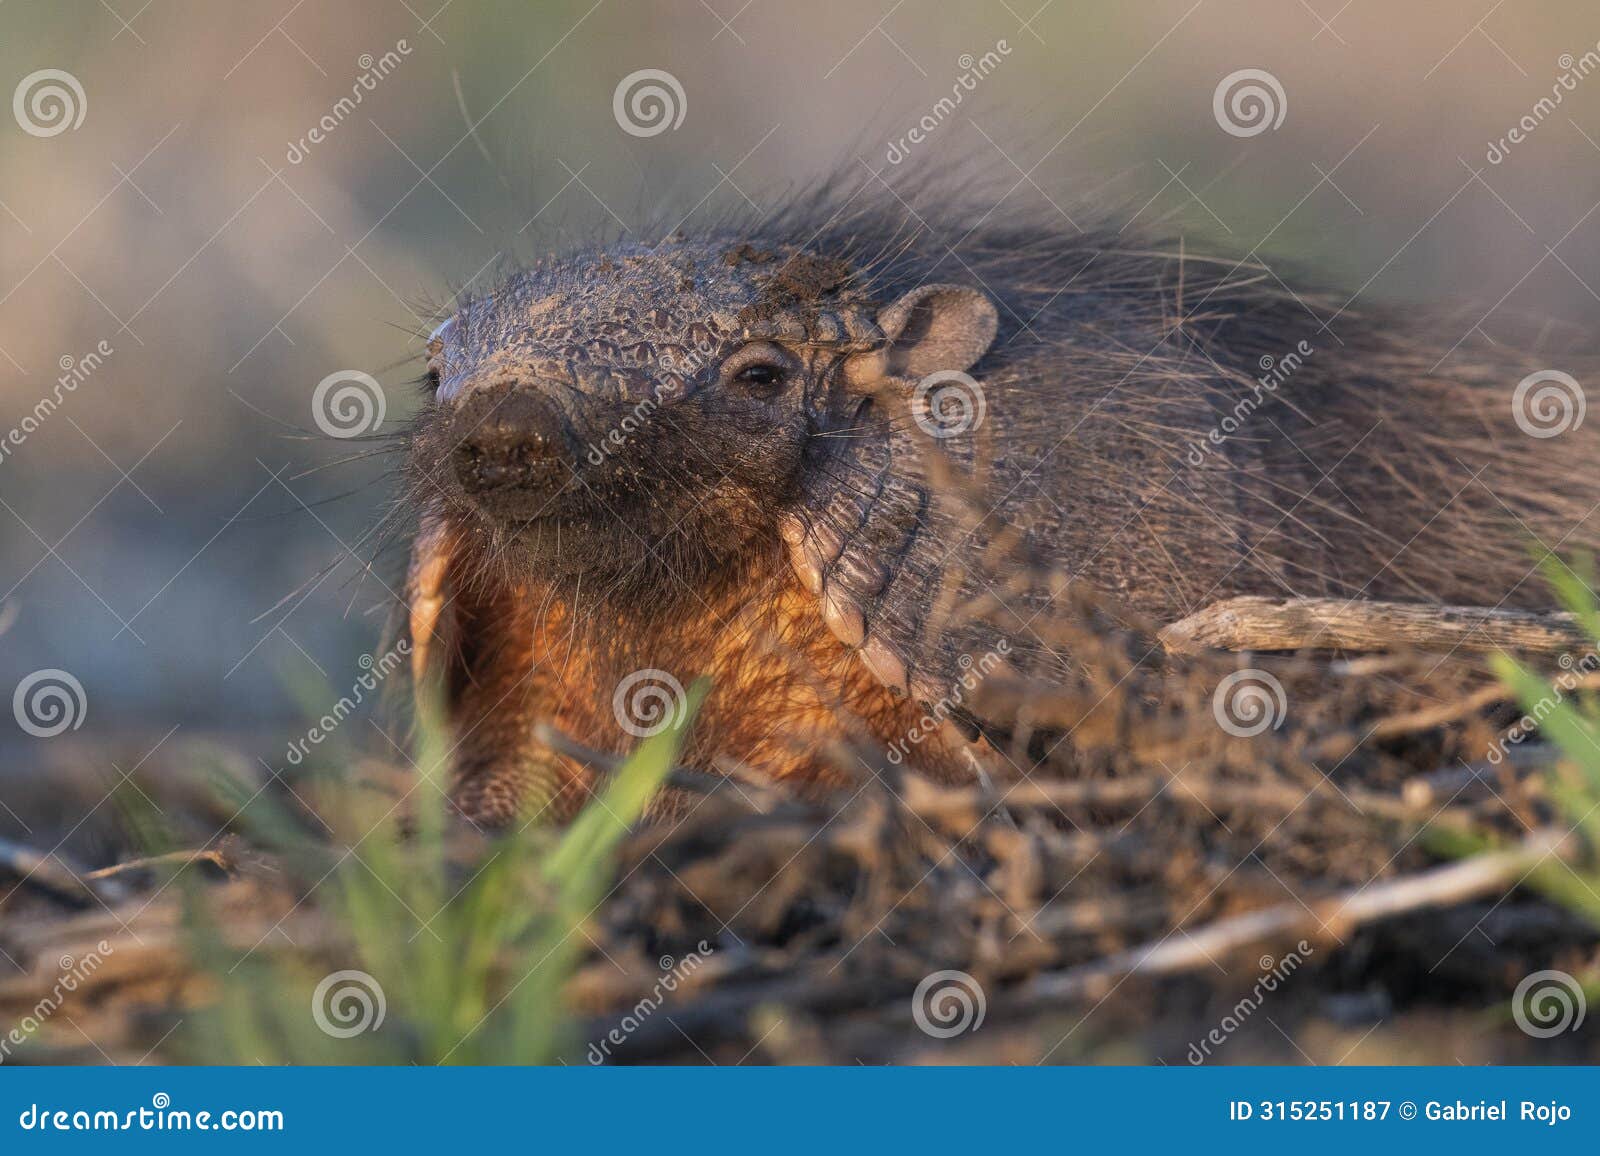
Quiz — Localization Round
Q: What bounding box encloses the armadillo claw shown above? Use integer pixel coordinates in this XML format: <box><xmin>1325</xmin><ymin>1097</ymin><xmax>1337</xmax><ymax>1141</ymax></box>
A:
<box><xmin>821</xmin><ymin>584</ymin><xmax>866</xmax><ymax>647</ymax></box>
<box><xmin>777</xmin><ymin>513</ymin><xmax>805</xmax><ymax>547</ymax></box>
<box><xmin>808</xmin><ymin>519</ymin><xmax>847</xmax><ymax>567</ymax></box>
<box><xmin>778</xmin><ymin>514</ymin><xmax>823</xmax><ymax>594</ymax></box>
<box><xmin>828</xmin><ymin>549</ymin><xmax>890</xmax><ymax>601</ymax></box>
<box><xmin>859</xmin><ymin>635</ymin><xmax>909</xmax><ymax>695</ymax></box>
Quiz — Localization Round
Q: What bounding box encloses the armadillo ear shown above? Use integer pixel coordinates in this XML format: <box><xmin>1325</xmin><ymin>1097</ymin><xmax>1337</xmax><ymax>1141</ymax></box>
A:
<box><xmin>877</xmin><ymin>284</ymin><xmax>999</xmax><ymax>378</ymax></box>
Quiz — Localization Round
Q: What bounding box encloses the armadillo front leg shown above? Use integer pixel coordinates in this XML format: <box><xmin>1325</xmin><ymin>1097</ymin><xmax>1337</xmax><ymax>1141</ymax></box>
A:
<box><xmin>405</xmin><ymin>508</ymin><xmax>593</xmax><ymax>827</ymax></box>
<box><xmin>450</xmin><ymin>686</ymin><xmax>581</xmax><ymax>827</ymax></box>
<box><xmin>445</xmin><ymin>592</ymin><xmax>596</xmax><ymax>827</ymax></box>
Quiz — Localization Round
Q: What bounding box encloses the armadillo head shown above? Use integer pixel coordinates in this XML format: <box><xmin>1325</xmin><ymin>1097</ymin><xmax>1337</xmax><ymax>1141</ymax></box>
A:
<box><xmin>409</xmin><ymin>234</ymin><xmax>998</xmax><ymax>604</ymax></box>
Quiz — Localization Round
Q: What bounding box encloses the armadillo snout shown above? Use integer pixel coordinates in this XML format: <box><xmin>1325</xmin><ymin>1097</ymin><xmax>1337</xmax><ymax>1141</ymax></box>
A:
<box><xmin>448</xmin><ymin>388</ymin><xmax>575</xmax><ymax>514</ymax></box>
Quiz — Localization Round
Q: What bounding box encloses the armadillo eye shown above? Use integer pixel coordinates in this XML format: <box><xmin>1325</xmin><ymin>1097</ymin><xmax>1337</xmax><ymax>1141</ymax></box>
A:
<box><xmin>735</xmin><ymin>362</ymin><xmax>785</xmax><ymax>389</ymax></box>
<box><xmin>723</xmin><ymin>341</ymin><xmax>796</xmax><ymax>392</ymax></box>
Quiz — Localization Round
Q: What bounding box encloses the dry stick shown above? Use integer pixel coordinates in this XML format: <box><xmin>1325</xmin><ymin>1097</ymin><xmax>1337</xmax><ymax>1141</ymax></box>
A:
<box><xmin>1159</xmin><ymin>596</ymin><xmax>1588</xmax><ymax>656</ymax></box>
<box><xmin>83</xmin><ymin>845</ymin><xmax>234</xmax><ymax>881</ymax></box>
<box><xmin>1022</xmin><ymin>830</ymin><xmax>1569</xmax><ymax>1003</ymax></box>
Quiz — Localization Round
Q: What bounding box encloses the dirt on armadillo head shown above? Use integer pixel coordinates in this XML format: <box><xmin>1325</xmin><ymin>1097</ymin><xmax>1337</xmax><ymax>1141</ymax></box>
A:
<box><xmin>429</xmin><ymin>239</ymin><xmax>882</xmax><ymax>410</ymax></box>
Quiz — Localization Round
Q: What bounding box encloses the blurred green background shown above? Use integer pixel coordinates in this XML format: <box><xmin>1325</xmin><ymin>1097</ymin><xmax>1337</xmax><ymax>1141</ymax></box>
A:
<box><xmin>1</xmin><ymin>0</ymin><xmax>1597</xmax><ymax>760</ymax></box>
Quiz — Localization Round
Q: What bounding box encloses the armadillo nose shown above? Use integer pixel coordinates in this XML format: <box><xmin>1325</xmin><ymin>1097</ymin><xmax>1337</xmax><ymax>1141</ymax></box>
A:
<box><xmin>450</xmin><ymin>388</ymin><xmax>574</xmax><ymax>504</ymax></box>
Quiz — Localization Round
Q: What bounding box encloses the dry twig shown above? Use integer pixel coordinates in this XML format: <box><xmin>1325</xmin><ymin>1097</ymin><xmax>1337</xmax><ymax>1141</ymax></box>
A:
<box><xmin>1161</xmin><ymin>596</ymin><xmax>1587</xmax><ymax>656</ymax></box>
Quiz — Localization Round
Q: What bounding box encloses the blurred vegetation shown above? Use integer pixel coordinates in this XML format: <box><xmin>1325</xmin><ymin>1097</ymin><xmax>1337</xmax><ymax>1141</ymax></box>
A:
<box><xmin>151</xmin><ymin>679</ymin><xmax>707</xmax><ymax>1065</ymax></box>
<box><xmin>1468</xmin><ymin>556</ymin><xmax>1600</xmax><ymax>925</ymax></box>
